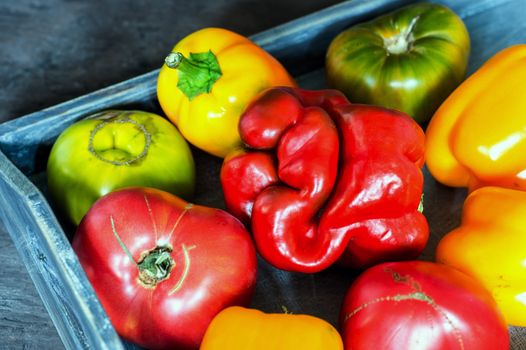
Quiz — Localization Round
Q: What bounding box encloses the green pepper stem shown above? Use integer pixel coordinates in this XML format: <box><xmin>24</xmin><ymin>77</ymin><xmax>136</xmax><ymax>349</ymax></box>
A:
<box><xmin>164</xmin><ymin>51</ymin><xmax>210</xmax><ymax>80</ymax></box>
<box><xmin>165</xmin><ymin>52</ymin><xmax>184</xmax><ymax>69</ymax></box>
<box><xmin>163</xmin><ymin>50</ymin><xmax>222</xmax><ymax>100</ymax></box>
<box><xmin>418</xmin><ymin>193</ymin><xmax>424</xmax><ymax>213</ymax></box>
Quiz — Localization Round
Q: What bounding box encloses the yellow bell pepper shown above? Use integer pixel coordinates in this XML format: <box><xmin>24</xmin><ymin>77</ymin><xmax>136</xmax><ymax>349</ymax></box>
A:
<box><xmin>426</xmin><ymin>45</ymin><xmax>526</xmax><ymax>191</ymax></box>
<box><xmin>200</xmin><ymin>306</ymin><xmax>344</xmax><ymax>350</ymax></box>
<box><xmin>157</xmin><ymin>28</ymin><xmax>296</xmax><ymax>158</ymax></box>
<box><xmin>436</xmin><ymin>186</ymin><xmax>526</xmax><ymax>326</ymax></box>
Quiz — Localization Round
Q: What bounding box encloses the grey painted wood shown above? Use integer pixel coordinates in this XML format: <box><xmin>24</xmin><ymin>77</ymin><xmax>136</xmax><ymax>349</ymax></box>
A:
<box><xmin>0</xmin><ymin>222</ymin><xmax>62</xmax><ymax>349</ymax></box>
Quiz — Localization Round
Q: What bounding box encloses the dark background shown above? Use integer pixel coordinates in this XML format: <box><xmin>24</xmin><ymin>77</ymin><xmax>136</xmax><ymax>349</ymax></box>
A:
<box><xmin>0</xmin><ymin>1</ymin><xmax>341</xmax><ymax>348</ymax></box>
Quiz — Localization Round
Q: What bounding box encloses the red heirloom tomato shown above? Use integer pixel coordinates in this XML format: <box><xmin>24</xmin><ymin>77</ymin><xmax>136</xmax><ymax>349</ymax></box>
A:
<box><xmin>340</xmin><ymin>261</ymin><xmax>509</xmax><ymax>350</ymax></box>
<box><xmin>72</xmin><ymin>187</ymin><xmax>257</xmax><ymax>350</ymax></box>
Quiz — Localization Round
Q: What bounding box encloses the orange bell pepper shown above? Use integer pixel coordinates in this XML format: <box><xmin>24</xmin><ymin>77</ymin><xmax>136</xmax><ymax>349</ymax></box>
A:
<box><xmin>436</xmin><ymin>186</ymin><xmax>526</xmax><ymax>326</ymax></box>
<box><xmin>200</xmin><ymin>306</ymin><xmax>344</xmax><ymax>350</ymax></box>
<box><xmin>425</xmin><ymin>45</ymin><xmax>526</xmax><ymax>191</ymax></box>
<box><xmin>157</xmin><ymin>28</ymin><xmax>296</xmax><ymax>158</ymax></box>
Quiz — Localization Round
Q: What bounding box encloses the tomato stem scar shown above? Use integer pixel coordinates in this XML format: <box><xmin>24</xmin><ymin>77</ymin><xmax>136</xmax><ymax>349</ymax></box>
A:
<box><xmin>88</xmin><ymin>112</ymin><xmax>152</xmax><ymax>166</ymax></box>
<box><xmin>110</xmin><ymin>215</ymin><xmax>138</xmax><ymax>266</ymax></box>
<box><xmin>167</xmin><ymin>203</ymin><xmax>193</xmax><ymax>242</ymax></box>
<box><xmin>143</xmin><ymin>194</ymin><xmax>159</xmax><ymax>241</ymax></box>
<box><xmin>384</xmin><ymin>15</ymin><xmax>420</xmax><ymax>55</ymax></box>
<box><xmin>137</xmin><ymin>245</ymin><xmax>174</xmax><ymax>287</ymax></box>
<box><xmin>168</xmin><ymin>244</ymin><xmax>196</xmax><ymax>295</ymax></box>
<box><xmin>343</xmin><ymin>268</ymin><xmax>465</xmax><ymax>350</ymax></box>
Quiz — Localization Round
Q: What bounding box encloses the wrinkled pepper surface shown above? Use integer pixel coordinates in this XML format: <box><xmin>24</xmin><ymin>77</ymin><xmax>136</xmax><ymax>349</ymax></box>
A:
<box><xmin>200</xmin><ymin>306</ymin><xmax>344</xmax><ymax>350</ymax></box>
<box><xmin>221</xmin><ymin>87</ymin><xmax>428</xmax><ymax>273</ymax></box>
<box><xmin>436</xmin><ymin>186</ymin><xmax>526</xmax><ymax>327</ymax></box>
<box><xmin>157</xmin><ymin>28</ymin><xmax>296</xmax><ymax>158</ymax></box>
<box><xmin>426</xmin><ymin>45</ymin><xmax>526</xmax><ymax>191</ymax></box>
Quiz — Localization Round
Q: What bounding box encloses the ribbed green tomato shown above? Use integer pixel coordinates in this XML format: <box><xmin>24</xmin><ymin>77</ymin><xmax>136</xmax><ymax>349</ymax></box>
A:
<box><xmin>326</xmin><ymin>3</ymin><xmax>470</xmax><ymax>123</ymax></box>
<box><xmin>47</xmin><ymin>110</ymin><xmax>195</xmax><ymax>225</ymax></box>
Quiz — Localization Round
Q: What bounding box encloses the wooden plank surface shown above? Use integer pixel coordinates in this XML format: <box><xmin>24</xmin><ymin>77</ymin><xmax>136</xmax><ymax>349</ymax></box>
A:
<box><xmin>0</xmin><ymin>1</ymin><xmax>340</xmax><ymax>348</ymax></box>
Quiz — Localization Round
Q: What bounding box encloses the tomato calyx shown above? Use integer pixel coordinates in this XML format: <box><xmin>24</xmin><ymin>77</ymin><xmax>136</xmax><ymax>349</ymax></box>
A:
<box><xmin>383</xmin><ymin>16</ymin><xmax>420</xmax><ymax>55</ymax></box>
<box><xmin>110</xmin><ymin>214</ymin><xmax>175</xmax><ymax>288</ymax></box>
<box><xmin>164</xmin><ymin>50</ymin><xmax>222</xmax><ymax>100</ymax></box>
<box><xmin>137</xmin><ymin>245</ymin><xmax>175</xmax><ymax>287</ymax></box>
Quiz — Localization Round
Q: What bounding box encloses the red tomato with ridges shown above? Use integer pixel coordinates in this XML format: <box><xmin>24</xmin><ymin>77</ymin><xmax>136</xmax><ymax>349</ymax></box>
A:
<box><xmin>340</xmin><ymin>261</ymin><xmax>509</xmax><ymax>350</ymax></box>
<box><xmin>72</xmin><ymin>187</ymin><xmax>257</xmax><ymax>350</ymax></box>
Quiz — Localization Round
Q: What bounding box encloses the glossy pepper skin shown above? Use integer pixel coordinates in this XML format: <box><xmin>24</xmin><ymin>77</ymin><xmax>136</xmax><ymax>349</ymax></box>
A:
<box><xmin>326</xmin><ymin>3</ymin><xmax>470</xmax><ymax>123</ymax></box>
<box><xmin>157</xmin><ymin>27</ymin><xmax>296</xmax><ymax>158</ymax></box>
<box><xmin>221</xmin><ymin>87</ymin><xmax>428</xmax><ymax>273</ymax></box>
<box><xmin>200</xmin><ymin>306</ymin><xmax>343</xmax><ymax>350</ymax></box>
<box><xmin>436</xmin><ymin>186</ymin><xmax>526</xmax><ymax>326</ymax></box>
<box><xmin>426</xmin><ymin>45</ymin><xmax>526</xmax><ymax>191</ymax></box>
<box><xmin>341</xmin><ymin>261</ymin><xmax>509</xmax><ymax>349</ymax></box>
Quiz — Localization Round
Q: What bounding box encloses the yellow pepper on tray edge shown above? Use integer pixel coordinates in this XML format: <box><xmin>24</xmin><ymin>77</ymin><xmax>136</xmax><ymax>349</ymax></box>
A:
<box><xmin>157</xmin><ymin>27</ymin><xmax>296</xmax><ymax>158</ymax></box>
<box><xmin>436</xmin><ymin>186</ymin><xmax>526</xmax><ymax>327</ymax></box>
<box><xmin>426</xmin><ymin>44</ymin><xmax>526</xmax><ymax>192</ymax></box>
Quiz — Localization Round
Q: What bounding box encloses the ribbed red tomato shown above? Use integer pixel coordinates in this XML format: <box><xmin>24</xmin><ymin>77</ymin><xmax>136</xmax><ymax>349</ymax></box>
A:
<box><xmin>340</xmin><ymin>261</ymin><xmax>509</xmax><ymax>350</ymax></box>
<box><xmin>72</xmin><ymin>187</ymin><xmax>257</xmax><ymax>350</ymax></box>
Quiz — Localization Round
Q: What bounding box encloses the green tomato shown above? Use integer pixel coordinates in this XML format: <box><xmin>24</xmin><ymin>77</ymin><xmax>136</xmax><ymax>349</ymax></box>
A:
<box><xmin>47</xmin><ymin>110</ymin><xmax>195</xmax><ymax>225</ymax></box>
<box><xmin>326</xmin><ymin>3</ymin><xmax>470</xmax><ymax>123</ymax></box>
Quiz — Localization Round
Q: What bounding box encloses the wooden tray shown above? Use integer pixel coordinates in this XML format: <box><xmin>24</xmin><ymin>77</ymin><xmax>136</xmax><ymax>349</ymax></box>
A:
<box><xmin>0</xmin><ymin>0</ymin><xmax>524</xmax><ymax>348</ymax></box>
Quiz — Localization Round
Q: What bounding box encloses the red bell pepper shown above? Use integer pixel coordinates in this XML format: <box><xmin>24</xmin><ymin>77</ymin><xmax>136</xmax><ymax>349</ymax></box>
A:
<box><xmin>221</xmin><ymin>87</ymin><xmax>428</xmax><ymax>273</ymax></box>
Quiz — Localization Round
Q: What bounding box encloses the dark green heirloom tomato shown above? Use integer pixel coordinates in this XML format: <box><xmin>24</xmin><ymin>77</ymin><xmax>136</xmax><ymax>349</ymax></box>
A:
<box><xmin>47</xmin><ymin>110</ymin><xmax>195</xmax><ymax>225</ymax></box>
<box><xmin>326</xmin><ymin>3</ymin><xmax>470</xmax><ymax>123</ymax></box>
